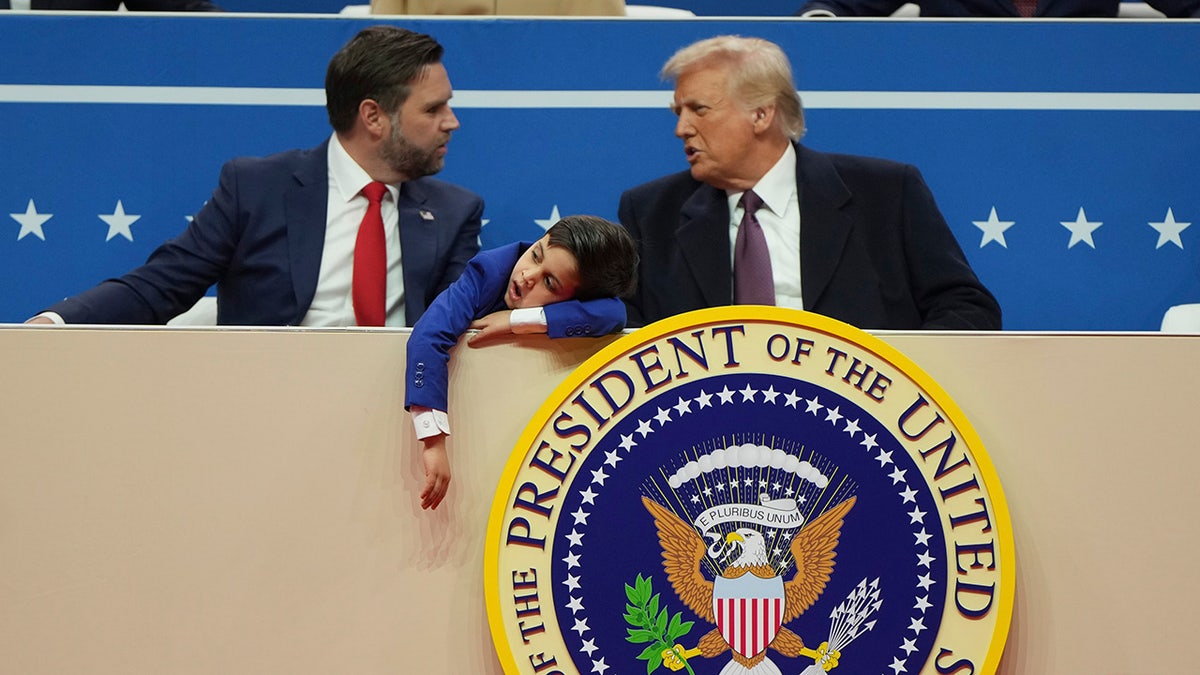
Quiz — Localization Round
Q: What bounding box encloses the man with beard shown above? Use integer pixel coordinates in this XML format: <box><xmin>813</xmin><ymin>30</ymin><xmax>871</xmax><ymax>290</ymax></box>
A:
<box><xmin>28</xmin><ymin>26</ymin><xmax>482</xmax><ymax>327</ymax></box>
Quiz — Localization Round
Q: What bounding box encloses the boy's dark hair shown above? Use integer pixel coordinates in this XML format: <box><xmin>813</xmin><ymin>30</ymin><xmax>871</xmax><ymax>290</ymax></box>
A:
<box><xmin>325</xmin><ymin>26</ymin><xmax>445</xmax><ymax>134</ymax></box>
<box><xmin>546</xmin><ymin>215</ymin><xmax>639</xmax><ymax>300</ymax></box>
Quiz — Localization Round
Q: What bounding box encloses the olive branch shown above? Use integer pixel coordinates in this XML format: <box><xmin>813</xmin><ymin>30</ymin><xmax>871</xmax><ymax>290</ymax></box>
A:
<box><xmin>623</xmin><ymin>573</ymin><xmax>696</xmax><ymax>675</ymax></box>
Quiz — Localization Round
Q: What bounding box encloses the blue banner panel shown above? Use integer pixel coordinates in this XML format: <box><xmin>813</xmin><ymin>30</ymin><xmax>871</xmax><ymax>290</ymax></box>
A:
<box><xmin>1</xmin><ymin>15</ymin><xmax>1197</xmax><ymax>329</ymax></box>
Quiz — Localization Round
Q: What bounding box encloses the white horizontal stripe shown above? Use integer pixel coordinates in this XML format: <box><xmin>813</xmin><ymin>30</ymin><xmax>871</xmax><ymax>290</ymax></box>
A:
<box><xmin>805</xmin><ymin>90</ymin><xmax>1200</xmax><ymax>110</ymax></box>
<box><xmin>1</xmin><ymin>85</ymin><xmax>1199</xmax><ymax>111</ymax></box>
<box><xmin>453</xmin><ymin>90</ymin><xmax>671</xmax><ymax>108</ymax></box>
<box><xmin>0</xmin><ymin>85</ymin><xmax>322</xmax><ymax>106</ymax></box>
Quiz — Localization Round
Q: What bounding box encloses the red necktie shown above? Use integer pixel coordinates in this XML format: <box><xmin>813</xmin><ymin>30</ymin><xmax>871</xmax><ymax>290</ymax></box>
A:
<box><xmin>734</xmin><ymin>190</ymin><xmax>775</xmax><ymax>305</ymax></box>
<box><xmin>353</xmin><ymin>181</ymin><xmax>388</xmax><ymax>326</ymax></box>
<box><xmin>1014</xmin><ymin>0</ymin><xmax>1037</xmax><ymax>16</ymax></box>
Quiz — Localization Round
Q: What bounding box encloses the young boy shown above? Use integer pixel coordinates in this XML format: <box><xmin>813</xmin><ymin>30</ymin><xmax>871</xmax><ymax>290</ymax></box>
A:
<box><xmin>404</xmin><ymin>215</ymin><xmax>639</xmax><ymax>510</ymax></box>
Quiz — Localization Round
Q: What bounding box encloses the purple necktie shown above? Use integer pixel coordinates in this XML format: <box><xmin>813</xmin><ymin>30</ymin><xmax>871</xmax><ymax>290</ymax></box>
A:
<box><xmin>733</xmin><ymin>190</ymin><xmax>775</xmax><ymax>306</ymax></box>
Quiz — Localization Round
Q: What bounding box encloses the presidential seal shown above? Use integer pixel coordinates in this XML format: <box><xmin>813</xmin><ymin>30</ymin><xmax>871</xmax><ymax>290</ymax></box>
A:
<box><xmin>485</xmin><ymin>307</ymin><xmax>1013</xmax><ymax>675</ymax></box>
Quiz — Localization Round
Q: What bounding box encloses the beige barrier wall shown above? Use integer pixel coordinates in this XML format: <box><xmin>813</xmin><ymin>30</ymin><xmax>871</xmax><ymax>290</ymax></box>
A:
<box><xmin>1</xmin><ymin>326</ymin><xmax>1196</xmax><ymax>674</ymax></box>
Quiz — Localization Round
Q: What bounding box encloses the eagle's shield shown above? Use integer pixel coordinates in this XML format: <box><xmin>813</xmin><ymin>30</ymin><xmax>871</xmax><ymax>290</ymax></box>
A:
<box><xmin>712</xmin><ymin>574</ymin><xmax>785</xmax><ymax>659</ymax></box>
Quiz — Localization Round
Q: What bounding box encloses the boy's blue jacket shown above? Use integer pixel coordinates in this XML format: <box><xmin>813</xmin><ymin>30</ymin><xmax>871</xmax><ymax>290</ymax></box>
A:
<box><xmin>404</xmin><ymin>241</ymin><xmax>626</xmax><ymax>412</ymax></box>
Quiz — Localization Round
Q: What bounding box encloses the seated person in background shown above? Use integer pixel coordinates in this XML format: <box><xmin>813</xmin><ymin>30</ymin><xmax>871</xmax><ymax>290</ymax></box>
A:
<box><xmin>3</xmin><ymin>1</ymin><xmax>222</xmax><ymax>9</ymax></box>
<box><xmin>796</xmin><ymin>0</ymin><xmax>1199</xmax><ymax>17</ymax></box>
<box><xmin>370</xmin><ymin>0</ymin><xmax>624</xmax><ymax>14</ymax></box>
<box><xmin>28</xmin><ymin>26</ymin><xmax>481</xmax><ymax>327</ymax></box>
<box><xmin>404</xmin><ymin>215</ymin><xmax>638</xmax><ymax>510</ymax></box>
<box><xmin>618</xmin><ymin>35</ymin><xmax>1001</xmax><ymax>331</ymax></box>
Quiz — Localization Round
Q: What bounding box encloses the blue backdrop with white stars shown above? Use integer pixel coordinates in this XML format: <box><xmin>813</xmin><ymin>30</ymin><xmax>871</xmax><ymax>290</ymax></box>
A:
<box><xmin>1</xmin><ymin>15</ymin><xmax>1197</xmax><ymax>330</ymax></box>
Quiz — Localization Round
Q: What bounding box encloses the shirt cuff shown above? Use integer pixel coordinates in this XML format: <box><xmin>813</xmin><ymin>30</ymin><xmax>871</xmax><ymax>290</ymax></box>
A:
<box><xmin>510</xmin><ymin>307</ymin><xmax>548</xmax><ymax>335</ymax></box>
<box><xmin>31</xmin><ymin>311</ymin><xmax>65</xmax><ymax>325</ymax></box>
<box><xmin>410</xmin><ymin>405</ymin><xmax>451</xmax><ymax>440</ymax></box>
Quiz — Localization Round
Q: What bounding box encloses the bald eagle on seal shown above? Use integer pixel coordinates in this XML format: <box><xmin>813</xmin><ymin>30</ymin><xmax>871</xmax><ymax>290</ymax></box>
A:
<box><xmin>642</xmin><ymin>496</ymin><xmax>855</xmax><ymax>675</ymax></box>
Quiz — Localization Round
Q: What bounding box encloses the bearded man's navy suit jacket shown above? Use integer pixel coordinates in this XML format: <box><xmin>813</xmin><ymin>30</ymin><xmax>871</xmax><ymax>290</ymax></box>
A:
<box><xmin>617</xmin><ymin>143</ymin><xmax>1001</xmax><ymax>331</ymax></box>
<box><xmin>46</xmin><ymin>140</ymin><xmax>483</xmax><ymax>326</ymax></box>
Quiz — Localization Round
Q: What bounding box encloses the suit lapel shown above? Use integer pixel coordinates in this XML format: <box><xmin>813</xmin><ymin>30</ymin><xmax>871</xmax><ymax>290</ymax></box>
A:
<box><xmin>397</xmin><ymin>179</ymin><xmax>437</xmax><ymax>326</ymax></box>
<box><xmin>1027</xmin><ymin>0</ymin><xmax>1051</xmax><ymax>15</ymax></box>
<box><xmin>988</xmin><ymin>0</ymin><xmax>1022</xmax><ymax>15</ymax></box>
<box><xmin>679</xmin><ymin>184</ymin><xmax>733</xmax><ymax>307</ymax></box>
<box><xmin>285</xmin><ymin>142</ymin><xmax>331</xmax><ymax>324</ymax></box>
<box><xmin>796</xmin><ymin>144</ymin><xmax>854</xmax><ymax>310</ymax></box>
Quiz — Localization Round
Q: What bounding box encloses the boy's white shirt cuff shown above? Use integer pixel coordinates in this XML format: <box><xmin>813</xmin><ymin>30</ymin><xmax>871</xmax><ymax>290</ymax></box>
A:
<box><xmin>410</xmin><ymin>405</ymin><xmax>451</xmax><ymax>440</ymax></box>
<box><xmin>509</xmin><ymin>307</ymin><xmax>547</xmax><ymax>334</ymax></box>
<box><xmin>34</xmin><ymin>312</ymin><xmax>65</xmax><ymax>324</ymax></box>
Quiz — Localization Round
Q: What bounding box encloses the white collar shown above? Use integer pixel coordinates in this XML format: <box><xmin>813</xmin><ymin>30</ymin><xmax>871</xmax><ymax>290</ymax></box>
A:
<box><xmin>327</xmin><ymin>133</ymin><xmax>398</xmax><ymax>203</ymax></box>
<box><xmin>728</xmin><ymin>142</ymin><xmax>797</xmax><ymax>215</ymax></box>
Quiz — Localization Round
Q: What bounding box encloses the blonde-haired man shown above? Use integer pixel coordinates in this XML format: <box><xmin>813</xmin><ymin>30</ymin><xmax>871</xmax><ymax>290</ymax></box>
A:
<box><xmin>619</xmin><ymin>35</ymin><xmax>1001</xmax><ymax>331</ymax></box>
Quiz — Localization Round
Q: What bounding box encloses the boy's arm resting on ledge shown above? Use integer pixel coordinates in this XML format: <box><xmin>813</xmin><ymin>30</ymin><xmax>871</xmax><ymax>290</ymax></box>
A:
<box><xmin>468</xmin><ymin>297</ymin><xmax>626</xmax><ymax>346</ymax></box>
<box><xmin>467</xmin><ymin>308</ymin><xmax>529</xmax><ymax>345</ymax></box>
<box><xmin>545</xmin><ymin>297</ymin><xmax>626</xmax><ymax>338</ymax></box>
<box><xmin>412</xmin><ymin>296</ymin><xmax>624</xmax><ymax>508</ymax></box>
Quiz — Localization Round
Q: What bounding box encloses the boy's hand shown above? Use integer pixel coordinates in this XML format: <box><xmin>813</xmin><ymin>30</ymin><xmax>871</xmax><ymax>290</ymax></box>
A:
<box><xmin>468</xmin><ymin>310</ymin><xmax>514</xmax><ymax>346</ymax></box>
<box><xmin>420</xmin><ymin>435</ymin><xmax>451</xmax><ymax>510</ymax></box>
